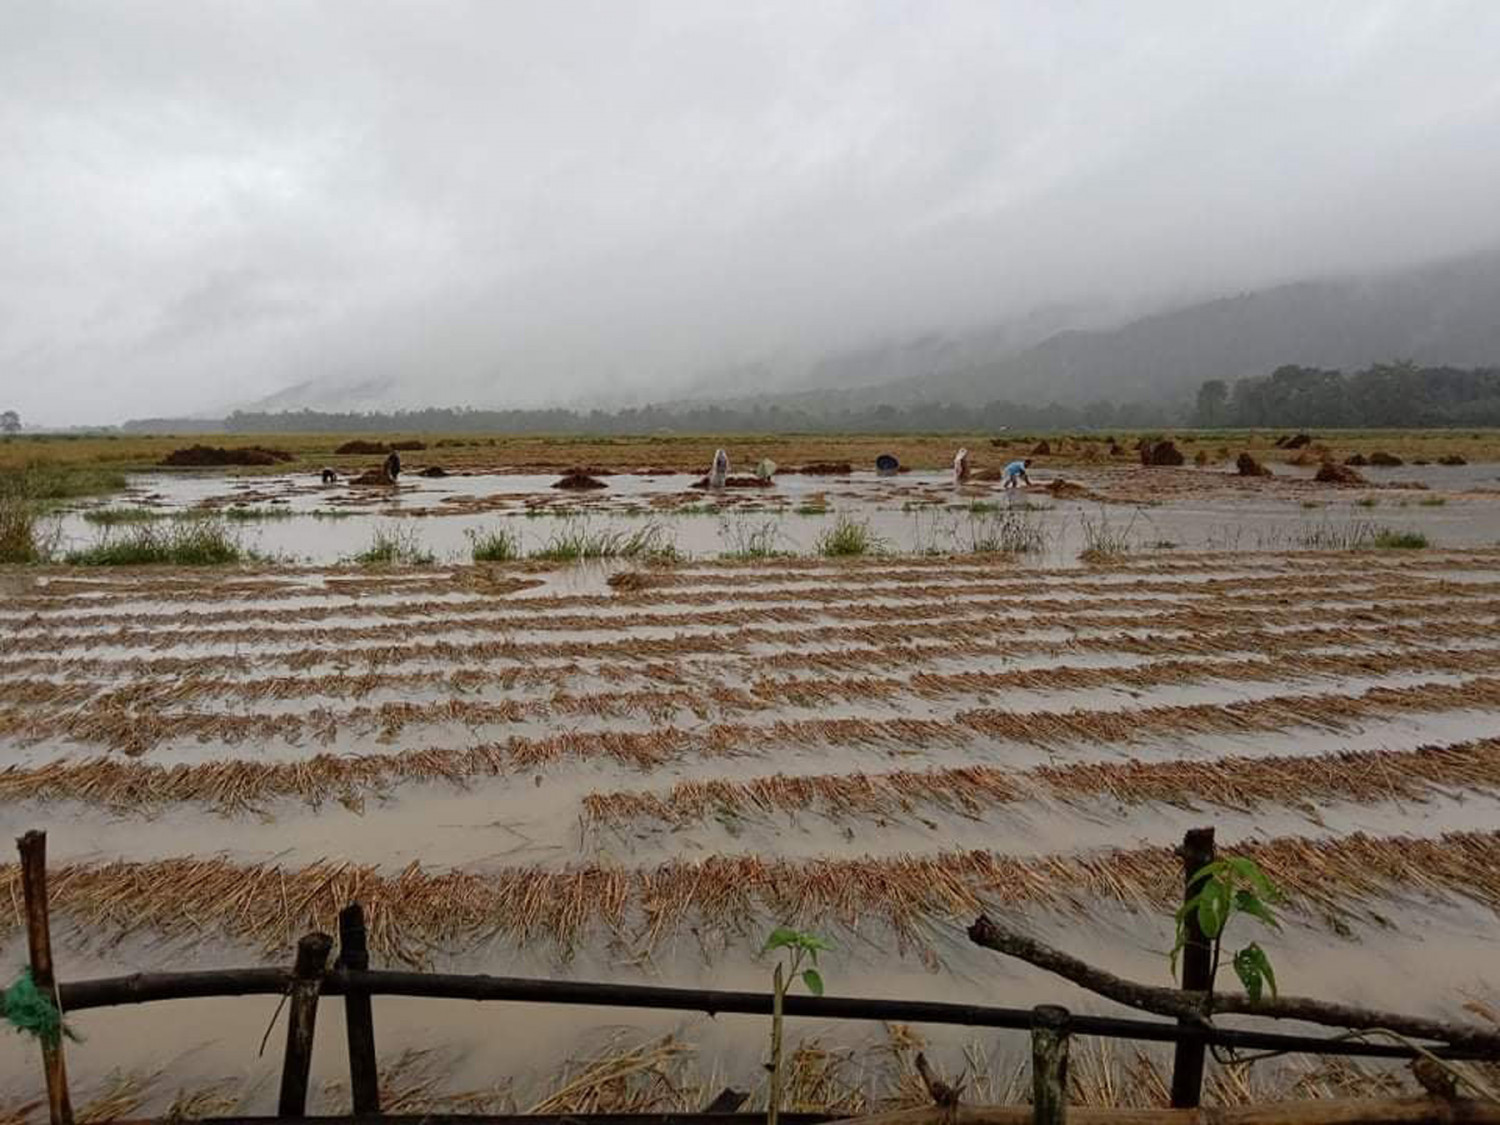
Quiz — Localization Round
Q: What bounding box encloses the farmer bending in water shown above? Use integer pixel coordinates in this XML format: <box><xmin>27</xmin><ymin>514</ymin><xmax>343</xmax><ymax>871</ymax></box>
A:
<box><xmin>1002</xmin><ymin>458</ymin><xmax>1032</xmax><ymax>489</ymax></box>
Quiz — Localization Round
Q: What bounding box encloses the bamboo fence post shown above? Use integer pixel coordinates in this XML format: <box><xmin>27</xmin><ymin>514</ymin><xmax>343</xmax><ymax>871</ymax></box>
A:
<box><xmin>337</xmin><ymin>904</ymin><xmax>380</xmax><ymax>1115</ymax></box>
<box><xmin>17</xmin><ymin>830</ymin><xmax>73</xmax><ymax>1125</ymax></box>
<box><xmin>1170</xmin><ymin>826</ymin><xmax>1217</xmax><ymax>1109</ymax></box>
<box><xmin>1031</xmin><ymin>1004</ymin><xmax>1070</xmax><ymax>1125</ymax></box>
<box><xmin>278</xmin><ymin>931</ymin><xmax>334</xmax><ymax>1118</ymax></box>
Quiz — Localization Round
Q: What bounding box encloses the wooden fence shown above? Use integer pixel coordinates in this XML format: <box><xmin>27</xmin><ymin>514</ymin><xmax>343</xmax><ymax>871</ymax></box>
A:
<box><xmin>9</xmin><ymin>828</ymin><xmax>1500</xmax><ymax>1125</ymax></box>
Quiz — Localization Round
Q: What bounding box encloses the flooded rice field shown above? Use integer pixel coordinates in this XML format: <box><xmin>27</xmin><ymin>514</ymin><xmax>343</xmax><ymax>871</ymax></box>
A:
<box><xmin>5</xmin><ymin>463</ymin><xmax>1500</xmax><ymax>1114</ymax></box>
<box><xmin>45</xmin><ymin>459</ymin><xmax>1500</xmax><ymax>565</ymax></box>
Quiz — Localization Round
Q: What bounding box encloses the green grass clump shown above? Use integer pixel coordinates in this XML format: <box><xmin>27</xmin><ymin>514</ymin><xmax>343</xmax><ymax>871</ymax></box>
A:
<box><xmin>65</xmin><ymin>519</ymin><xmax>246</xmax><ymax>566</ymax></box>
<box><xmin>1355</xmin><ymin>496</ymin><xmax>1379</xmax><ymax>508</ymax></box>
<box><xmin>532</xmin><ymin>521</ymin><xmax>677</xmax><ymax>563</ymax></box>
<box><xmin>354</xmin><ymin>525</ymin><xmax>436</xmax><ymax>566</ymax></box>
<box><xmin>468</xmin><ymin>526</ymin><xmax>522</xmax><ymax>562</ymax></box>
<box><xmin>795</xmin><ymin>502</ymin><xmax>829</xmax><ymax>516</ymax></box>
<box><xmin>10</xmin><ymin>465</ymin><xmax>129</xmax><ymax>503</ymax></box>
<box><xmin>1372</xmin><ymin>530</ymin><xmax>1429</xmax><ymax>549</ymax></box>
<box><xmin>816</xmin><ymin>515</ymin><xmax>884</xmax><ymax>558</ymax></box>
<box><xmin>83</xmin><ymin>506</ymin><xmax>171</xmax><ymax>526</ymax></box>
<box><xmin>0</xmin><ymin>496</ymin><xmax>58</xmax><ymax>563</ymax></box>
<box><xmin>1419</xmin><ymin>496</ymin><xmax>1448</xmax><ymax>507</ymax></box>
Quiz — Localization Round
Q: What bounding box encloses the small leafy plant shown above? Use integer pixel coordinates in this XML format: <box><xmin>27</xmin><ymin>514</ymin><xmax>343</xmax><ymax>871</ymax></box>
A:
<box><xmin>763</xmin><ymin>927</ymin><xmax>831</xmax><ymax>1125</ymax></box>
<box><xmin>1171</xmin><ymin>856</ymin><xmax>1282</xmax><ymax>1003</ymax></box>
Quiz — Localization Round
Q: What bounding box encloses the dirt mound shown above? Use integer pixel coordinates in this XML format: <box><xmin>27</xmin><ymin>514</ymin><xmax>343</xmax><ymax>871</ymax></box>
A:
<box><xmin>1139</xmin><ymin>440</ymin><xmax>1185</xmax><ymax>467</ymax></box>
<box><xmin>1107</xmin><ymin>442</ymin><xmax>1124</xmax><ymax>456</ymax></box>
<box><xmin>606</xmin><ymin>570</ymin><xmax>666</xmax><ymax>592</ymax></box>
<box><xmin>690</xmin><ymin>475</ymin><xmax>773</xmax><ymax>490</ymax></box>
<box><xmin>1369</xmin><ymin>451</ymin><xmax>1404</xmax><ymax>467</ymax></box>
<box><xmin>335</xmin><ymin>440</ymin><xmax>390</xmax><ymax>455</ymax></box>
<box><xmin>1236</xmin><ymin>453</ymin><xmax>1272</xmax><ymax>477</ymax></box>
<box><xmin>792</xmin><ymin>461</ymin><xmax>853</xmax><ymax>475</ymax></box>
<box><xmin>389</xmin><ymin>440</ymin><xmax>427</xmax><ymax>452</ymax></box>
<box><xmin>1031</xmin><ymin>440</ymin><xmax>1052</xmax><ymax>456</ymax></box>
<box><xmin>552</xmin><ymin>471</ymin><xmax>608</xmax><ymax>491</ymax></box>
<box><xmin>1315</xmin><ymin>461</ymin><xmax>1365</xmax><ymax>485</ymax></box>
<box><xmin>1344</xmin><ymin>453</ymin><xmax>1368</xmax><ymax>466</ymax></box>
<box><xmin>417</xmin><ymin>466</ymin><xmax>449</xmax><ymax>478</ymax></box>
<box><xmin>1045</xmin><ymin>478</ymin><xmax>1105</xmax><ymax>501</ymax></box>
<box><xmin>1438</xmin><ymin>453</ymin><xmax>1468</xmax><ymax>466</ymax></box>
<box><xmin>1276</xmin><ymin>433</ymin><xmax>1313</xmax><ymax>449</ymax></box>
<box><xmin>159</xmin><ymin>444</ymin><xmax>293</xmax><ymax>467</ymax></box>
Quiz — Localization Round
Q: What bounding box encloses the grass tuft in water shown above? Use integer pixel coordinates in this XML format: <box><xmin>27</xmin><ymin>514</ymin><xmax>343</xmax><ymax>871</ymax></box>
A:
<box><xmin>1372</xmin><ymin>529</ymin><xmax>1429</xmax><ymax>550</ymax></box>
<box><xmin>65</xmin><ymin>518</ymin><xmax>247</xmax><ymax>566</ymax></box>
<box><xmin>719</xmin><ymin>517</ymin><xmax>789</xmax><ymax>560</ymax></box>
<box><xmin>1077</xmin><ymin>508</ymin><xmax>1138</xmax><ymax>564</ymax></box>
<box><xmin>816</xmin><ymin>515</ymin><xmax>885</xmax><ymax>558</ymax></box>
<box><xmin>353</xmin><ymin>524</ymin><xmax>436</xmax><ymax>566</ymax></box>
<box><xmin>965</xmin><ymin>509</ymin><xmax>1047</xmax><ymax>554</ymax></box>
<box><xmin>468</xmin><ymin>526</ymin><xmax>522</xmax><ymax>562</ymax></box>
<box><xmin>532</xmin><ymin>520</ymin><xmax>678</xmax><ymax>563</ymax></box>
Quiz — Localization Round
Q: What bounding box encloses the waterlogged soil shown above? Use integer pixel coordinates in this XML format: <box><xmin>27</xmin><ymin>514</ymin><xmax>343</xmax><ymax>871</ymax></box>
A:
<box><xmin>5</xmin><ymin>545</ymin><xmax>1500</xmax><ymax>1110</ymax></box>
<box><xmin>47</xmin><ymin>461</ymin><xmax>1500</xmax><ymax>565</ymax></box>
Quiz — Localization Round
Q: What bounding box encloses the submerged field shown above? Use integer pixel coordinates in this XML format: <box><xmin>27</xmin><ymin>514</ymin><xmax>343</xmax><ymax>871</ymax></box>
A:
<box><xmin>4</xmin><ymin>449</ymin><xmax>1500</xmax><ymax>1115</ymax></box>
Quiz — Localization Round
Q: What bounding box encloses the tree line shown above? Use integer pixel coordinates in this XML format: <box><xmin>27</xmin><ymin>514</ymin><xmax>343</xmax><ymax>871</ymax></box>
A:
<box><xmin>217</xmin><ymin>397</ymin><xmax>1167</xmax><ymax>436</ymax></box>
<box><xmin>1193</xmin><ymin>363</ymin><xmax>1500</xmax><ymax>428</ymax></box>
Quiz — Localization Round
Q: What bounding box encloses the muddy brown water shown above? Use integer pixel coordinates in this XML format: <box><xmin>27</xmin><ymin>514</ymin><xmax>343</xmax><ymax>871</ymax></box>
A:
<box><xmin>5</xmin><ymin>534</ymin><xmax>1500</xmax><ymax>1108</ymax></box>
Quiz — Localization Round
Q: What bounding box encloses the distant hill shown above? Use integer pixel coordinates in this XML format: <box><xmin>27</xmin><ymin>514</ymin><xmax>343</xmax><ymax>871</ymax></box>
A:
<box><xmin>834</xmin><ymin>249</ymin><xmax>1500</xmax><ymax>409</ymax></box>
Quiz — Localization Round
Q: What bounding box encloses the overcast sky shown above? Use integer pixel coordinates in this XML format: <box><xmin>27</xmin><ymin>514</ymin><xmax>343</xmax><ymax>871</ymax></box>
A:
<box><xmin>4</xmin><ymin>1</ymin><xmax>1500</xmax><ymax>424</ymax></box>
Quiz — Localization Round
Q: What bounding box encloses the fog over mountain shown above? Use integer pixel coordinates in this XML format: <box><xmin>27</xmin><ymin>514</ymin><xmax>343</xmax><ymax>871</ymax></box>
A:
<box><xmin>5</xmin><ymin>2</ymin><xmax>1500</xmax><ymax>426</ymax></box>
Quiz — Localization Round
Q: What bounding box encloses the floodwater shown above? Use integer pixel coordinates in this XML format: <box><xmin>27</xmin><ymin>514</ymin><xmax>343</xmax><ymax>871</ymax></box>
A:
<box><xmin>6</xmin><ymin>472</ymin><xmax>1500</xmax><ymax>1112</ymax></box>
<box><xmin>48</xmin><ymin>462</ymin><xmax>1500</xmax><ymax>566</ymax></box>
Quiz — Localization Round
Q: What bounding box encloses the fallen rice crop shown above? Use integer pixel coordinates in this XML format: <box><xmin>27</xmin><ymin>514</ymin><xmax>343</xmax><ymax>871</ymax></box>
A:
<box><xmin>580</xmin><ymin>738</ymin><xmax>1500</xmax><ymax>828</ymax></box>
<box><xmin>8</xmin><ymin>830</ymin><xmax>1500</xmax><ymax>962</ymax></box>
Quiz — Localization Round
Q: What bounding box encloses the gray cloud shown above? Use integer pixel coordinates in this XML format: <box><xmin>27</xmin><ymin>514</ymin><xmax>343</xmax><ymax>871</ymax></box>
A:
<box><xmin>4</xmin><ymin>0</ymin><xmax>1500</xmax><ymax>423</ymax></box>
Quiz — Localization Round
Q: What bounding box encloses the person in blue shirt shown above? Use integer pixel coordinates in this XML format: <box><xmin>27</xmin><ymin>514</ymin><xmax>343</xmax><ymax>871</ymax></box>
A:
<box><xmin>1003</xmin><ymin>458</ymin><xmax>1032</xmax><ymax>489</ymax></box>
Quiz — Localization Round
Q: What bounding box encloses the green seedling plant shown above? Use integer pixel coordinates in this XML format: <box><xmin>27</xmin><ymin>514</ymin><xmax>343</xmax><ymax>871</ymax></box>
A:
<box><xmin>763</xmin><ymin>926</ymin><xmax>831</xmax><ymax>1125</ymax></box>
<box><xmin>1171</xmin><ymin>856</ymin><xmax>1282</xmax><ymax>1004</ymax></box>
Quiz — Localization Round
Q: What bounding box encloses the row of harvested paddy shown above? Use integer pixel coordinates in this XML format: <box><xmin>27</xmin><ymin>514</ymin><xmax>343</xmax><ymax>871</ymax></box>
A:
<box><xmin>5</xmin><ymin>539</ymin><xmax>1500</xmax><ymax>1113</ymax></box>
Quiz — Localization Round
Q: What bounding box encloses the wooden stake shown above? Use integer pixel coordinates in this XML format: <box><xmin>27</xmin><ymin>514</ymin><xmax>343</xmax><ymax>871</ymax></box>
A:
<box><xmin>17</xmin><ymin>830</ymin><xmax>73</xmax><ymax>1125</ymax></box>
<box><xmin>337</xmin><ymin>905</ymin><xmax>380</xmax><ymax>1116</ymax></box>
<box><xmin>1031</xmin><ymin>1005</ymin><xmax>1070</xmax><ymax>1125</ymax></box>
<box><xmin>279</xmin><ymin>932</ymin><xmax>333</xmax><ymax>1118</ymax></box>
<box><xmin>1170</xmin><ymin>827</ymin><xmax>1216</xmax><ymax>1109</ymax></box>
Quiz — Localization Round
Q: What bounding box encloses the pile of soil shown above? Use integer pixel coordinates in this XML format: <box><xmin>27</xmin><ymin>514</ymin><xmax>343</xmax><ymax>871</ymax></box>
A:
<box><xmin>1344</xmin><ymin>453</ymin><xmax>1369</xmax><ymax>466</ymax></box>
<box><xmin>690</xmin><ymin>475</ymin><xmax>774</xmax><ymax>489</ymax></box>
<box><xmin>390</xmin><ymin>440</ymin><xmax>427</xmax><ymax>452</ymax></box>
<box><xmin>1045</xmin><ymin>478</ymin><xmax>1106</xmax><ymax>501</ymax></box>
<box><xmin>1236</xmin><ymin>453</ymin><xmax>1272</xmax><ymax>477</ymax></box>
<box><xmin>1438</xmin><ymin>453</ymin><xmax>1468</xmax><ymax>466</ymax></box>
<box><xmin>1031</xmin><ymin>440</ymin><xmax>1052</xmax><ymax>456</ymax></box>
<box><xmin>159</xmin><ymin>444</ymin><xmax>294</xmax><ymax>467</ymax></box>
<box><xmin>417</xmin><ymin>466</ymin><xmax>449</xmax><ymax>478</ymax></box>
<box><xmin>1139</xmin><ymin>440</ymin><xmax>1185</xmax><ymax>467</ymax></box>
<box><xmin>1276</xmin><ymin>433</ymin><xmax>1313</xmax><ymax>449</ymax></box>
<box><xmin>1369</xmin><ymin>451</ymin><xmax>1404</xmax><ymax>466</ymax></box>
<box><xmin>1107</xmin><ymin>442</ymin><xmax>1125</xmax><ymax>456</ymax></box>
<box><xmin>552</xmin><ymin>471</ymin><xmax>608</xmax><ymax>491</ymax></box>
<box><xmin>1315</xmin><ymin>461</ymin><xmax>1365</xmax><ymax>484</ymax></box>
<box><xmin>793</xmin><ymin>461</ymin><xmax>853</xmax><ymax>475</ymax></box>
